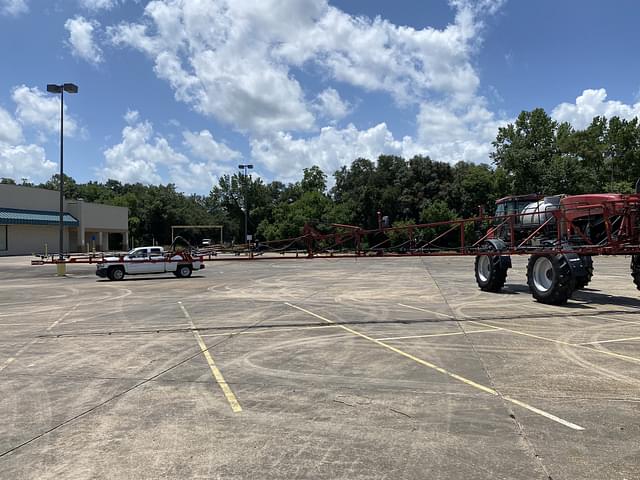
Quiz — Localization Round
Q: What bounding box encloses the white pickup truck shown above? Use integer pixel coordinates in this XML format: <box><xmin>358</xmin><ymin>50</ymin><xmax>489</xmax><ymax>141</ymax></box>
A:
<box><xmin>96</xmin><ymin>246</ymin><xmax>205</xmax><ymax>280</ymax></box>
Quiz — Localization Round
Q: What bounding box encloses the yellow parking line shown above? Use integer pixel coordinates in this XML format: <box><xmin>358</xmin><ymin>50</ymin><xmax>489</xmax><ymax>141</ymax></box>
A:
<box><xmin>376</xmin><ymin>329</ymin><xmax>499</xmax><ymax>341</ymax></box>
<box><xmin>286</xmin><ymin>302</ymin><xmax>584</xmax><ymax>431</ymax></box>
<box><xmin>178</xmin><ymin>302</ymin><xmax>242</xmax><ymax>413</ymax></box>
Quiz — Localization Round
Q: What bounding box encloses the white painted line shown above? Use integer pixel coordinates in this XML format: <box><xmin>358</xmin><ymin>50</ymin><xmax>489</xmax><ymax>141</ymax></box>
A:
<box><xmin>376</xmin><ymin>328</ymin><xmax>500</xmax><ymax>342</ymax></box>
<box><xmin>398</xmin><ymin>303</ymin><xmax>455</xmax><ymax>319</ymax></box>
<box><xmin>200</xmin><ymin>324</ymin><xmax>338</xmax><ymax>338</ymax></box>
<box><xmin>286</xmin><ymin>302</ymin><xmax>584</xmax><ymax>431</ymax></box>
<box><xmin>579</xmin><ymin>336</ymin><xmax>640</xmax><ymax>346</ymax></box>
<box><xmin>585</xmin><ymin>315</ymin><xmax>640</xmax><ymax>327</ymax></box>
<box><xmin>0</xmin><ymin>303</ymin><xmax>80</xmax><ymax>373</ymax></box>
<box><xmin>398</xmin><ymin>304</ymin><xmax>640</xmax><ymax>366</ymax></box>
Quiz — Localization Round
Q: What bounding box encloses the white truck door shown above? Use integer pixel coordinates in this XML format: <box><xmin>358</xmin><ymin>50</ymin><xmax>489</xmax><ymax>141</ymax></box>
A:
<box><xmin>148</xmin><ymin>247</ymin><xmax>167</xmax><ymax>273</ymax></box>
<box><xmin>126</xmin><ymin>249</ymin><xmax>150</xmax><ymax>274</ymax></box>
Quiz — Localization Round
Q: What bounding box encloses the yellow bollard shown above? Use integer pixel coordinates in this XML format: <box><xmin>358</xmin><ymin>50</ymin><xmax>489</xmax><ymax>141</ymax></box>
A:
<box><xmin>56</xmin><ymin>263</ymin><xmax>66</xmax><ymax>276</ymax></box>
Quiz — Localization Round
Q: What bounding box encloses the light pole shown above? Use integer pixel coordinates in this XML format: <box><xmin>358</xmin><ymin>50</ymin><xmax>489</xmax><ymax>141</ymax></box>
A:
<box><xmin>238</xmin><ymin>164</ymin><xmax>253</xmax><ymax>244</ymax></box>
<box><xmin>47</xmin><ymin>83</ymin><xmax>78</xmax><ymax>261</ymax></box>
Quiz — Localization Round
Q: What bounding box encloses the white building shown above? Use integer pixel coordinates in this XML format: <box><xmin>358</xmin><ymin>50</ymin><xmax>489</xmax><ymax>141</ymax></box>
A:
<box><xmin>0</xmin><ymin>184</ymin><xmax>128</xmax><ymax>256</ymax></box>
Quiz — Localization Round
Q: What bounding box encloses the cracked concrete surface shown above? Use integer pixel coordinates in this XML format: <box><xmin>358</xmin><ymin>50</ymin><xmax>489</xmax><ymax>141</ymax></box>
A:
<box><xmin>1</xmin><ymin>255</ymin><xmax>639</xmax><ymax>479</ymax></box>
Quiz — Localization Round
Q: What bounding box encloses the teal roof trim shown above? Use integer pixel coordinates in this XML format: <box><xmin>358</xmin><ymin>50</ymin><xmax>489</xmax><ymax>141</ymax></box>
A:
<box><xmin>0</xmin><ymin>208</ymin><xmax>79</xmax><ymax>226</ymax></box>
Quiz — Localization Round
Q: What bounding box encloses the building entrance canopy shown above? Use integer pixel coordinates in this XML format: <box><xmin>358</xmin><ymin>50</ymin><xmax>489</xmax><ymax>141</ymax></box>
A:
<box><xmin>0</xmin><ymin>208</ymin><xmax>79</xmax><ymax>226</ymax></box>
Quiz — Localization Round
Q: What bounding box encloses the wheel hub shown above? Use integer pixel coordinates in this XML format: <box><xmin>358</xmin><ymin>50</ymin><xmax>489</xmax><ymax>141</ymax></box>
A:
<box><xmin>478</xmin><ymin>256</ymin><xmax>491</xmax><ymax>282</ymax></box>
<box><xmin>532</xmin><ymin>256</ymin><xmax>554</xmax><ymax>293</ymax></box>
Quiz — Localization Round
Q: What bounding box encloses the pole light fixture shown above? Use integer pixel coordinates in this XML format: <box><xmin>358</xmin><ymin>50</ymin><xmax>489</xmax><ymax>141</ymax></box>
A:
<box><xmin>237</xmin><ymin>164</ymin><xmax>254</xmax><ymax>244</ymax></box>
<box><xmin>47</xmin><ymin>83</ymin><xmax>78</xmax><ymax>260</ymax></box>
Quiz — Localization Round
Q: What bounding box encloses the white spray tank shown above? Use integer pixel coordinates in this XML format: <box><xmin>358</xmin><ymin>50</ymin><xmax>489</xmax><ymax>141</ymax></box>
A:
<box><xmin>520</xmin><ymin>195</ymin><xmax>563</xmax><ymax>226</ymax></box>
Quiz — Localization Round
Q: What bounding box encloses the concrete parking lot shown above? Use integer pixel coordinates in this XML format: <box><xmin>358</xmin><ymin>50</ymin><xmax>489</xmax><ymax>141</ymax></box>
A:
<box><xmin>1</xmin><ymin>254</ymin><xmax>639</xmax><ymax>479</ymax></box>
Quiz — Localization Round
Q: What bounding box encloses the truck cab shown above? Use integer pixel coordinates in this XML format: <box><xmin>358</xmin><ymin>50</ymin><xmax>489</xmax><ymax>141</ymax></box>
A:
<box><xmin>126</xmin><ymin>246</ymin><xmax>165</xmax><ymax>258</ymax></box>
<box><xmin>96</xmin><ymin>246</ymin><xmax>204</xmax><ymax>280</ymax></box>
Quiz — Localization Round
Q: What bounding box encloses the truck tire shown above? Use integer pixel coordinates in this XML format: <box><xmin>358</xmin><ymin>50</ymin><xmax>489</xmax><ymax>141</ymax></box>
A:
<box><xmin>574</xmin><ymin>255</ymin><xmax>594</xmax><ymax>290</ymax></box>
<box><xmin>474</xmin><ymin>242</ymin><xmax>509</xmax><ymax>292</ymax></box>
<box><xmin>631</xmin><ymin>255</ymin><xmax>640</xmax><ymax>290</ymax></box>
<box><xmin>108</xmin><ymin>266</ymin><xmax>125</xmax><ymax>281</ymax></box>
<box><xmin>176</xmin><ymin>265</ymin><xmax>192</xmax><ymax>278</ymax></box>
<box><xmin>527</xmin><ymin>254</ymin><xmax>575</xmax><ymax>305</ymax></box>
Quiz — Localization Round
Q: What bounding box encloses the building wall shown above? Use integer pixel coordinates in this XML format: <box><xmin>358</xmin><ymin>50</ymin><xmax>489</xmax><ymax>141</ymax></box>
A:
<box><xmin>0</xmin><ymin>184</ymin><xmax>129</xmax><ymax>255</ymax></box>
<box><xmin>0</xmin><ymin>183</ymin><xmax>59</xmax><ymax>210</ymax></box>
<box><xmin>67</xmin><ymin>200</ymin><xmax>128</xmax><ymax>230</ymax></box>
<box><xmin>2</xmin><ymin>225</ymin><xmax>71</xmax><ymax>256</ymax></box>
<box><xmin>66</xmin><ymin>200</ymin><xmax>128</xmax><ymax>251</ymax></box>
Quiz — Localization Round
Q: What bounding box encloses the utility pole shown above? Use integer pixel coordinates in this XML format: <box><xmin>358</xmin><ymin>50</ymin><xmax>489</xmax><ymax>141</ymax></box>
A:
<box><xmin>238</xmin><ymin>164</ymin><xmax>254</xmax><ymax>245</ymax></box>
<box><xmin>46</xmin><ymin>83</ymin><xmax>78</xmax><ymax>270</ymax></box>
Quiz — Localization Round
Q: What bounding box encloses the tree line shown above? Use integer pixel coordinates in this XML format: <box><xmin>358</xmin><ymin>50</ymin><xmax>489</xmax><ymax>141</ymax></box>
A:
<box><xmin>2</xmin><ymin>109</ymin><xmax>639</xmax><ymax>246</ymax></box>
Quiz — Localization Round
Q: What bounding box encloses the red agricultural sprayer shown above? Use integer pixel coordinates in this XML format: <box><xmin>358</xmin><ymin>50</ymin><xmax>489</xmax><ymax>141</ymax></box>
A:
<box><xmin>249</xmin><ymin>182</ymin><xmax>640</xmax><ymax>305</ymax></box>
<box><xmin>33</xmin><ymin>181</ymin><xmax>640</xmax><ymax>305</ymax></box>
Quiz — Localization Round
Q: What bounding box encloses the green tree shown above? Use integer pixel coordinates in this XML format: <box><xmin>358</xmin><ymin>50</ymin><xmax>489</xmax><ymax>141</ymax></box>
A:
<box><xmin>491</xmin><ymin>108</ymin><xmax>558</xmax><ymax>194</ymax></box>
<box><xmin>257</xmin><ymin>190</ymin><xmax>332</xmax><ymax>240</ymax></box>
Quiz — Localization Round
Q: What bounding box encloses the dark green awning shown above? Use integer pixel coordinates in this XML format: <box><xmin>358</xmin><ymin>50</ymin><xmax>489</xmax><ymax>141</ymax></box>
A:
<box><xmin>0</xmin><ymin>208</ymin><xmax>79</xmax><ymax>226</ymax></box>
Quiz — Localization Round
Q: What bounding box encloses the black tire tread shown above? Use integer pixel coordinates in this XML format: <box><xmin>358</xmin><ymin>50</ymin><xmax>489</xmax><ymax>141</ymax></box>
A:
<box><xmin>108</xmin><ymin>266</ymin><xmax>125</xmax><ymax>281</ymax></box>
<box><xmin>631</xmin><ymin>255</ymin><xmax>640</xmax><ymax>291</ymax></box>
<box><xmin>574</xmin><ymin>255</ymin><xmax>594</xmax><ymax>290</ymax></box>
<box><xmin>176</xmin><ymin>264</ymin><xmax>192</xmax><ymax>278</ymax></box>
<box><xmin>526</xmin><ymin>254</ymin><xmax>575</xmax><ymax>305</ymax></box>
<box><xmin>475</xmin><ymin>243</ymin><xmax>509</xmax><ymax>293</ymax></box>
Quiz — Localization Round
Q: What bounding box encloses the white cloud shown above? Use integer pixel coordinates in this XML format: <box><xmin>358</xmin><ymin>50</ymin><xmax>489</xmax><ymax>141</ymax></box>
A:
<box><xmin>0</xmin><ymin>106</ymin><xmax>56</xmax><ymax>182</ymax></box>
<box><xmin>101</xmin><ymin>0</ymin><xmax>513</xmax><ymax>183</ymax></box>
<box><xmin>312</xmin><ymin>88</ymin><xmax>351</xmax><ymax>123</ymax></box>
<box><xmin>274</xmin><ymin>2</ymin><xmax>481</xmax><ymax>105</ymax></box>
<box><xmin>0</xmin><ymin>0</ymin><xmax>28</xmax><ymax>16</ymax></box>
<box><xmin>180</xmin><ymin>129</ymin><xmax>243</xmax><ymax>191</ymax></box>
<box><xmin>0</xmin><ymin>106</ymin><xmax>24</xmax><ymax>144</ymax></box>
<box><xmin>183</xmin><ymin>129</ymin><xmax>241</xmax><ymax>163</ymax></box>
<box><xmin>551</xmin><ymin>88</ymin><xmax>640</xmax><ymax>129</ymax></box>
<box><xmin>250</xmin><ymin>94</ymin><xmax>510</xmax><ymax>180</ymax></box>
<box><xmin>250</xmin><ymin>123</ymin><xmax>409</xmax><ymax>181</ymax></box>
<box><xmin>12</xmin><ymin>85</ymin><xmax>79</xmax><ymax>137</ymax></box>
<box><xmin>101</xmin><ymin>119</ymin><xmax>184</xmax><ymax>185</ymax></box>
<box><xmin>100</xmin><ymin>116</ymin><xmax>238</xmax><ymax>192</ymax></box>
<box><xmin>0</xmin><ymin>143</ymin><xmax>56</xmax><ymax>183</ymax></box>
<box><xmin>413</xmin><ymin>98</ymin><xmax>509</xmax><ymax>164</ymax></box>
<box><xmin>124</xmin><ymin>109</ymin><xmax>140</xmax><ymax>124</ymax></box>
<box><xmin>107</xmin><ymin>0</ymin><xmax>496</xmax><ymax>135</ymax></box>
<box><xmin>65</xmin><ymin>16</ymin><xmax>104</xmax><ymax>65</ymax></box>
<box><xmin>108</xmin><ymin>0</ymin><xmax>316</xmax><ymax>133</ymax></box>
<box><xmin>79</xmin><ymin>0</ymin><xmax>121</xmax><ymax>10</ymax></box>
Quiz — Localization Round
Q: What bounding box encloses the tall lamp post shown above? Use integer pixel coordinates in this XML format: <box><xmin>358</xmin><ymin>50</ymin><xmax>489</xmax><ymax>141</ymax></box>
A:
<box><xmin>238</xmin><ymin>164</ymin><xmax>253</xmax><ymax>245</ymax></box>
<box><xmin>46</xmin><ymin>83</ymin><xmax>78</xmax><ymax>262</ymax></box>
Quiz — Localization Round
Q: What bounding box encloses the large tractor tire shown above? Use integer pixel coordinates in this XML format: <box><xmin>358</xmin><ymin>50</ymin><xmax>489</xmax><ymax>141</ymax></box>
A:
<box><xmin>631</xmin><ymin>255</ymin><xmax>640</xmax><ymax>290</ymax></box>
<box><xmin>574</xmin><ymin>255</ymin><xmax>594</xmax><ymax>290</ymax></box>
<box><xmin>475</xmin><ymin>242</ymin><xmax>510</xmax><ymax>292</ymax></box>
<box><xmin>527</xmin><ymin>254</ymin><xmax>576</xmax><ymax>305</ymax></box>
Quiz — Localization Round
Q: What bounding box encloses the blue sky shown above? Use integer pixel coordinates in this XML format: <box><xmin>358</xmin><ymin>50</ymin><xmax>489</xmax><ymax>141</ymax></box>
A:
<box><xmin>1</xmin><ymin>0</ymin><xmax>639</xmax><ymax>194</ymax></box>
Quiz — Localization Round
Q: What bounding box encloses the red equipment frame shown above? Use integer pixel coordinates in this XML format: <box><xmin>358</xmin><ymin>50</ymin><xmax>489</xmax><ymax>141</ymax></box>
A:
<box><xmin>31</xmin><ymin>193</ymin><xmax>640</xmax><ymax>265</ymax></box>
